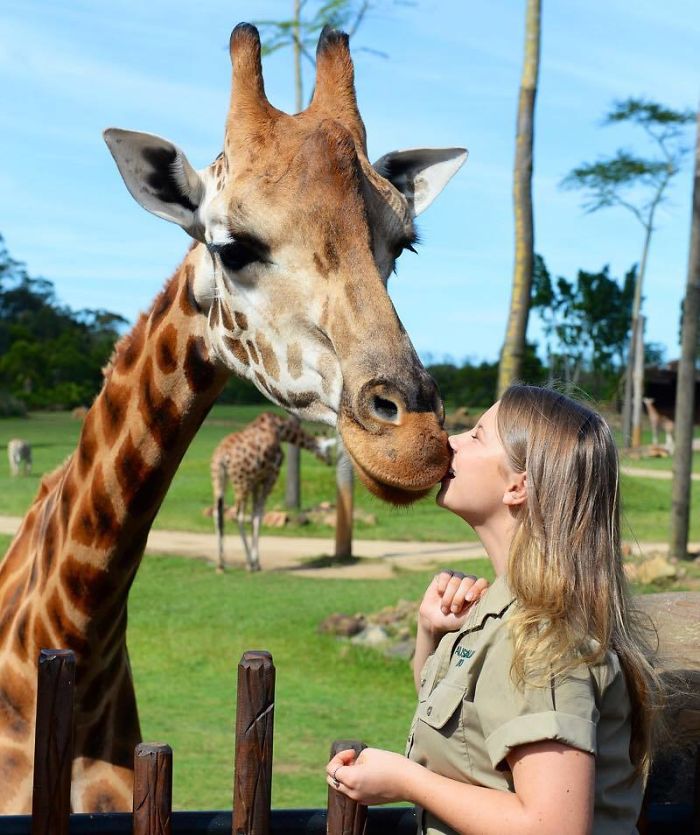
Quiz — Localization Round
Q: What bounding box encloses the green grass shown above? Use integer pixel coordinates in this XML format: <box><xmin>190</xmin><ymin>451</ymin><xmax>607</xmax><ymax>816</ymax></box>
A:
<box><xmin>2</xmin><ymin>407</ymin><xmax>699</xmax><ymax>543</ymax></box>
<box><xmin>128</xmin><ymin>554</ymin><xmax>493</xmax><ymax>809</ymax></box>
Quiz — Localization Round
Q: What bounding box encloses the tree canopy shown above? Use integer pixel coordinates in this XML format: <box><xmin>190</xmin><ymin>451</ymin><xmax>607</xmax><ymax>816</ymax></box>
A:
<box><xmin>0</xmin><ymin>234</ymin><xmax>127</xmax><ymax>412</ymax></box>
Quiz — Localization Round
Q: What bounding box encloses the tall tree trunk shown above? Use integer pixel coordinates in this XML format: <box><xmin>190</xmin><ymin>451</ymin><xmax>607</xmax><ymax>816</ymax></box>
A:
<box><xmin>670</xmin><ymin>107</ymin><xmax>700</xmax><ymax>560</ymax></box>
<box><xmin>625</xmin><ymin>221</ymin><xmax>653</xmax><ymax>447</ymax></box>
<box><xmin>497</xmin><ymin>0</ymin><xmax>541</xmax><ymax>397</ymax></box>
<box><xmin>293</xmin><ymin>0</ymin><xmax>303</xmax><ymax>112</ymax></box>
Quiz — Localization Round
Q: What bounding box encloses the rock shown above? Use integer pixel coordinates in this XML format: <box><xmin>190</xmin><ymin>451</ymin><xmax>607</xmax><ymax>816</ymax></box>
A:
<box><xmin>351</xmin><ymin>625</ymin><xmax>390</xmax><ymax>647</ymax></box>
<box><xmin>263</xmin><ymin>510</ymin><xmax>289</xmax><ymax>528</ymax></box>
<box><xmin>637</xmin><ymin>556</ymin><xmax>677</xmax><ymax>584</ymax></box>
<box><xmin>319</xmin><ymin>613</ymin><xmax>366</xmax><ymax>637</ymax></box>
<box><xmin>319</xmin><ymin>501</ymin><xmax>333</xmax><ymax>510</ymax></box>
<box><xmin>384</xmin><ymin>639</ymin><xmax>416</xmax><ymax>661</ymax></box>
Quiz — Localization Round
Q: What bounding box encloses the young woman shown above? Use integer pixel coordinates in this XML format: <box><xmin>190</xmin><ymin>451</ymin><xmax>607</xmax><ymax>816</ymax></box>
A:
<box><xmin>326</xmin><ymin>385</ymin><xmax>658</xmax><ymax>835</ymax></box>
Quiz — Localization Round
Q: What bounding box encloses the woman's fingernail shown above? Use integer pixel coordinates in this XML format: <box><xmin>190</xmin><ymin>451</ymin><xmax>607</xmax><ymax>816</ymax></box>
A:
<box><xmin>466</xmin><ymin>591</ymin><xmax>474</xmax><ymax>601</ymax></box>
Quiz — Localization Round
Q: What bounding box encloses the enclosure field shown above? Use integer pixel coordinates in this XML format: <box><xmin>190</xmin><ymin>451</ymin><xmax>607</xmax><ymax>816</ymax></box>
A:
<box><xmin>1</xmin><ymin>407</ymin><xmax>698</xmax><ymax>544</ymax></box>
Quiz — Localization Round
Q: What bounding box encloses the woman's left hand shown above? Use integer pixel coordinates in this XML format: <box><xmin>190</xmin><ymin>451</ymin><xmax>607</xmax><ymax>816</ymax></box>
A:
<box><xmin>326</xmin><ymin>747</ymin><xmax>418</xmax><ymax>805</ymax></box>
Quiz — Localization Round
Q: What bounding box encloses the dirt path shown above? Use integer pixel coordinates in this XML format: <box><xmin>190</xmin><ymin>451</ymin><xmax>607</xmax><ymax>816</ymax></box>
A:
<box><xmin>1</xmin><ymin>514</ymin><xmax>692</xmax><ymax>580</ymax></box>
<box><xmin>621</xmin><ymin>466</ymin><xmax>700</xmax><ymax>481</ymax></box>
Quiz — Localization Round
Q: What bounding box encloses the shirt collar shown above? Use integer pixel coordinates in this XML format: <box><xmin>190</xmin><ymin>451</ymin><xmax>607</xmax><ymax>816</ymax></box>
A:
<box><xmin>463</xmin><ymin>573</ymin><xmax>515</xmax><ymax>631</ymax></box>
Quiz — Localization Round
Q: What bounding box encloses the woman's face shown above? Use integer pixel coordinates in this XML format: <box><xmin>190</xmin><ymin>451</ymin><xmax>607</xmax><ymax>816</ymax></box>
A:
<box><xmin>436</xmin><ymin>402</ymin><xmax>520</xmax><ymax>526</ymax></box>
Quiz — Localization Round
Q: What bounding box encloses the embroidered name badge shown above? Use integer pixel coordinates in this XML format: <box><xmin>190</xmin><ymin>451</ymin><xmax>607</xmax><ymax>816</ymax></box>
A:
<box><xmin>454</xmin><ymin>646</ymin><xmax>475</xmax><ymax>667</ymax></box>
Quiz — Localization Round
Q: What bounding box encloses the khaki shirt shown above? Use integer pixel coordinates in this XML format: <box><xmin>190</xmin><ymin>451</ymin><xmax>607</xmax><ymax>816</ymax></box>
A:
<box><xmin>406</xmin><ymin>576</ymin><xmax>643</xmax><ymax>834</ymax></box>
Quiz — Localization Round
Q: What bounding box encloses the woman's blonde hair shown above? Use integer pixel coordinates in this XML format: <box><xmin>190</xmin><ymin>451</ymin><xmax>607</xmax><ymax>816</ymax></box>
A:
<box><xmin>497</xmin><ymin>384</ymin><xmax>660</xmax><ymax>776</ymax></box>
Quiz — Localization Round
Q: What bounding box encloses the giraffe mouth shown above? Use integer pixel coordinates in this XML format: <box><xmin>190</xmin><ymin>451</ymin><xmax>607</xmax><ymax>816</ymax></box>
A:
<box><xmin>346</xmin><ymin>451</ymin><xmax>437</xmax><ymax>506</ymax></box>
<box><xmin>339</xmin><ymin>416</ymin><xmax>451</xmax><ymax>507</ymax></box>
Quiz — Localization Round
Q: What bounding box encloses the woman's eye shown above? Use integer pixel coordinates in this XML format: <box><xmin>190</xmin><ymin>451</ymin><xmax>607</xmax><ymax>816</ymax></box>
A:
<box><xmin>218</xmin><ymin>241</ymin><xmax>259</xmax><ymax>272</ymax></box>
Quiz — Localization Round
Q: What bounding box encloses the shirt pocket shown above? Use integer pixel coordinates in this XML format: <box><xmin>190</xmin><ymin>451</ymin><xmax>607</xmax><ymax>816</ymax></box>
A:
<box><xmin>416</xmin><ymin>681</ymin><xmax>473</xmax><ymax>777</ymax></box>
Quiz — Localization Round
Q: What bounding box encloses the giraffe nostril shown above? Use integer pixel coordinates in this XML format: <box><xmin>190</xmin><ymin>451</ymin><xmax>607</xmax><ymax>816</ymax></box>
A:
<box><xmin>371</xmin><ymin>395</ymin><xmax>400</xmax><ymax>423</ymax></box>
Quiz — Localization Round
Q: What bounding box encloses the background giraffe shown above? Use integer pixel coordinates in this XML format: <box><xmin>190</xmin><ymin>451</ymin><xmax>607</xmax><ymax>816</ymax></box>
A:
<box><xmin>7</xmin><ymin>439</ymin><xmax>32</xmax><ymax>477</ymax></box>
<box><xmin>211</xmin><ymin>412</ymin><xmax>332</xmax><ymax>572</ymax></box>
<box><xmin>642</xmin><ymin>397</ymin><xmax>675</xmax><ymax>453</ymax></box>
<box><xmin>0</xmin><ymin>23</ymin><xmax>466</xmax><ymax>811</ymax></box>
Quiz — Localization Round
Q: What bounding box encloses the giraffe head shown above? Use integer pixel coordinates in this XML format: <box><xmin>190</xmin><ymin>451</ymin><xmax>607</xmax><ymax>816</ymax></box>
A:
<box><xmin>104</xmin><ymin>23</ymin><xmax>467</xmax><ymax>505</ymax></box>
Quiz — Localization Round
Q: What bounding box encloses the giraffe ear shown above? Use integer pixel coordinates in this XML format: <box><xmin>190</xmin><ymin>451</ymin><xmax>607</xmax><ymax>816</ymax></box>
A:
<box><xmin>373</xmin><ymin>147</ymin><xmax>468</xmax><ymax>217</ymax></box>
<box><xmin>103</xmin><ymin>128</ymin><xmax>205</xmax><ymax>238</ymax></box>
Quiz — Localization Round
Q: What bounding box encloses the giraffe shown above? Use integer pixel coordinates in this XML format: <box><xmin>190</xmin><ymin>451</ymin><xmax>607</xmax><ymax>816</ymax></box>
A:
<box><xmin>7</xmin><ymin>439</ymin><xmax>32</xmax><ymax>477</ymax></box>
<box><xmin>211</xmin><ymin>412</ymin><xmax>331</xmax><ymax>572</ymax></box>
<box><xmin>642</xmin><ymin>397</ymin><xmax>675</xmax><ymax>454</ymax></box>
<box><xmin>0</xmin><ymin>23</ymin><xmax>467</xmax><ymax>812</ymax></box>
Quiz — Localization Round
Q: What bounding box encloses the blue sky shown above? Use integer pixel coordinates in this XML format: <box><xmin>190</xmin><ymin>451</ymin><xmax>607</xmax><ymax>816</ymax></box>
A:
<box><xmin>0</xmin><ymin>0</ymin><xmax>697</xmax><ymax>365</ymax></box>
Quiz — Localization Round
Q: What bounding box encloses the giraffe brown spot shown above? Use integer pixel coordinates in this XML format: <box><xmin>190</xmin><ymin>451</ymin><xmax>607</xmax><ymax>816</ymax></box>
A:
<box><xmin>15</xmin><ymin>609</ymin><xmax>28</xmax><ymax>662</ymax></box>
<box><xmin>61</xmin><ymin>557</ymin><xmax>114</xmax><ymax>617</ymax></box>
<box><xmin>60</xmin><ymin>471</ymin><xmax>76</xmax><ymax>528</ymax></box>
<box><xmin>40</xmin><ymin>514</ymin><xmax>59</xmax><ymax>576</ymax></box>
<box><xmin>0</xmin><ymin>677</ymin><xmax>31</xmax><ymax>738</ymax></box>
<box><xmin>100</xmin><ymin>382</ymin><xmax>129</xmax><ymax>446</ymax></box>
<box><xmin>268</xmin><ymin>383</ymin><xmax>287</xmax><ymax>405</ymax></box>
<box><xmin>220</xmin><ymin>303</ymin><xmax>233</xmax><ymax>331</ymax></box>
<box><xmin>255</xmin><ymin>331</ymin><xmax>280</xmax><ymax>380</ymax></box>
<box><xmin>324</xmin><ymin>236</ymin><xmax>341</xmax><ymax>273</ymax></box>
<box><xmin>287</xmin><ymin>342</ymin><xmax>303</xmax><ymax>379</ymax></box>
<box><xmin>313</xmin><ymin>252</ymin><xmax>329</xmax><ymax>278</ymax></box>
<box><xmin>156</xmin><ymin>323</ymin><xmax>178</xmax><ymax>374</ymax></box>
<box><xmin>246</xmin><ymin>340</ymin><xmax>259</xmax><ymax>364</ymax></box>
<box><xmin>46</xmin><ymin>589</ymin><xmax>89</xmax><ymax>655</ymax></box>
<box><xmin>233</xmin><ymin>311</ymin><xmax>248</xmax><ymax>330</ymax></box>
<box><xmin>81</xmin><ymin>781</ymin><xmax>123</xmax><ymax>813</ymax></box>
<box><xmin>180</xmin><ymin>264</ymin><xmax>202</xmax><ymax>316</ymax></box>
<box><xmin>184</xmin><ymin>335</ymin><xmax>219</xmax><ymax>395</ymax></box>
<box><xmin>0</xmin><ymin>749</ymin><xmax>30</xmax><ymax>786</ymax></box>
<box><xmin>287</xmin><ymin>390</ymin><xmax>317</xmax><ymax>410</ymax></box>
<box><xmin>78</xmin><ymin>409</ymin><xmax>98</xmax><ymax>478</ymax></box>
<box><xmin>139</xmin><ymin>357</ymin><xmax>180</xmax><ymax>452</ymax></box>
<box><xmin>116</xmin><ymin>434</ymin><xmax>161</xmax><ymax>517</ymax></box>
<box><xmin>115</xmin><ymin>314</ymin><xmax>147</xmax><ymax>373</ymax></box>
<box><xmin>70</xmin><ymin>465</ymin><xmax>119</xmax><ymax>550</ymax></box>
<box><xmin>224</xmin><ymin>337</ymin><xmax>249</xmax><ymax>366</ymax></box>
<box><xmin>149</xmin><ymin>277</ymin><xmax>177</xmax><ymax>334</ymax></box>
<box><xmin>209</xmin><ymin>299</ymin><xmax>221</xmax><ymax>328</ymax></box>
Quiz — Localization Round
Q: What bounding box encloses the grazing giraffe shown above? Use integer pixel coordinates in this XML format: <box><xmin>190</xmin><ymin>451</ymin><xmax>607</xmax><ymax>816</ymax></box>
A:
<box><xmin>0</xmin><ymin>23</ymin><xmax>466</xmax><ymax>812</ymax></box>
<box><xmin>642</xmin><ymin>397</ymin><xmax>675</xmax><ymax>454</ymax></box>
<box><xmin>211</xmin><ymin>412</ymin><xmax>331</xmax><ymax>572</ymax></box>
<box><xmin>7</xmin><ymin>439</ymin><xmax>32</xmax><ymax>477</ymax></box>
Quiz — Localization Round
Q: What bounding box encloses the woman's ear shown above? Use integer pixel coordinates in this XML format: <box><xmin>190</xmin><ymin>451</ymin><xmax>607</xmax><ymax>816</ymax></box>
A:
<box><xmin>503</xmin><ymin>472</ymin><xmax>527</xmax><ymax>507</ymax></box>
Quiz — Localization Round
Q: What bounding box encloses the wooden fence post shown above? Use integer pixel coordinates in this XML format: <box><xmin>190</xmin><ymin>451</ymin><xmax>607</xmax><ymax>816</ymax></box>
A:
<box><xmin>133</xmin><ymin>742</ymin><xmax>173</xmax><ymax>835</ymax></box>
<box><xmin>327</xmin><ymin>740</ymin><xmax>367</xmax><ymax>835</ymax></box>
<box><xmin>233</xmin><ymin>650</ymin><xmax>275</xmax><ymax>835</ymax></box>
<box><xmin>31</xmin><ymin>649</ymin><xmax>75</xmax><ymax>835</ymax></box>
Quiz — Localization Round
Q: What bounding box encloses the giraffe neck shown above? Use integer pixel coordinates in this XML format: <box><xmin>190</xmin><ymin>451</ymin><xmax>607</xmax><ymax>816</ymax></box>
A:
<box><xmin>277</xmin><ymin>417</ymin><xmax>325</xmax><ymax>459</ymax></box>
<box><xmin>1</xmin><ymin>245</ymin><xmax>229</xmax><ymax>641</ymax></box>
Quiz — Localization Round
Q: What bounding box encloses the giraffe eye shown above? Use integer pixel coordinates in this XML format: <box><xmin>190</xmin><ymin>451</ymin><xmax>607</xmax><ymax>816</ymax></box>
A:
<box><xmin>218</xmin><ymin>240</ymin><xmax>260</xmax><ymax>272</ymax></box>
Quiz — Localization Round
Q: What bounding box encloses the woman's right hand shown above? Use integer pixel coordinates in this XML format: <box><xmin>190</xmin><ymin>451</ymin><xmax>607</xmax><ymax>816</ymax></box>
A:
<box><xmin>418</xmin><ymin>570</ymin><xmax>489</xmax><ymax>636</ymax></box>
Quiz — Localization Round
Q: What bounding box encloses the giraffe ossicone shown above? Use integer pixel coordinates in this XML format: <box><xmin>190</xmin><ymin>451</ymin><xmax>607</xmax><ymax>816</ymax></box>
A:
<box><xmin>104</xmin><ymin>21</ymin><xmax>467</xmax><ymax>505</ymax></box>
<box><xmin>0</xmin><ymin>22</ymin><xmax>467</xmax><ymax>812</ymax></box>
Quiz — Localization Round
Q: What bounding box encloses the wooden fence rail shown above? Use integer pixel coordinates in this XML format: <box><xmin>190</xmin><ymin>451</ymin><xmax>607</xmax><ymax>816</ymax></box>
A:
<box><xmin>3</xmin><ymin>648</ymin><xmax>698</xmax><ymax>834</ymax></box>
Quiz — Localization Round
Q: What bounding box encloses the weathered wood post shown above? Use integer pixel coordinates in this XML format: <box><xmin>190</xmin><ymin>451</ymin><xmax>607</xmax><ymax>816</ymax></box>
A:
<box><xmin>133</xmin><ymin>743</ymin><xmax>173</xmax><ymax>835</ymax></box>
<box><xmin>31</xmin><ymin>649</ymin><xmax>75</xmax><ymax>835</ymax></box>
<box><xmin>327</xmin><ymin>740</ymin><xmax>367</xmax><ymax>835</ymax></box>
<box><xmin>334</xmin><ymin>437</ymin><xmax>354</xmax><ymax>560</ymax></box>
<box><xmin>233</xmin><ymin>650</ymin><xmax>275</xmax><ymax>835</ymax></box>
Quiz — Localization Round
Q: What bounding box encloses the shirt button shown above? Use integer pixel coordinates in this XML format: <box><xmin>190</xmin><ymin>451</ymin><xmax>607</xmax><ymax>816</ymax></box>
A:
<box><xmin>426</xmin><ymin>706</ymin><xmax>433</xmax><ymax>716</ymax></box>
